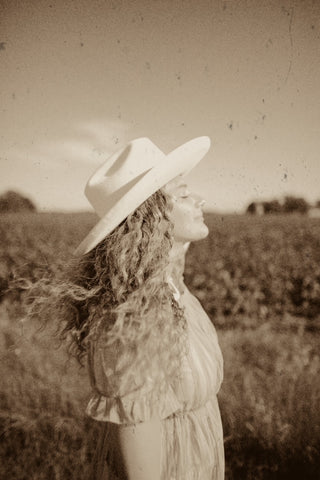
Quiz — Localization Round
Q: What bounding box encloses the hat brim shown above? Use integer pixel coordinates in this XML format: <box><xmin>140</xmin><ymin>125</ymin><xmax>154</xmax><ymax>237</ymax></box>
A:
<box><xmin>74</xmin><ymin>136</ymin><xmax>210</xmax><ymax>256</ymax></box>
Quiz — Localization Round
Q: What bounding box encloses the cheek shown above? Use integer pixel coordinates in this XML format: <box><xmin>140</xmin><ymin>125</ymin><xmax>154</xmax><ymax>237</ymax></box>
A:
<box><xmin>171</xmin><ymin>205</ymin><xmax>209</xmax><ymax>241</ymax></box>
<box><xmin>171</xmin><ymin>205</ymin><xmax>192</xmax><ymax>231</ymax></box>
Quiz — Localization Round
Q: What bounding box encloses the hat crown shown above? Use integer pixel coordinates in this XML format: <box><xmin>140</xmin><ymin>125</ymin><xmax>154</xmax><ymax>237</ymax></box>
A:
<box><xmin>85</xmin><ymin>138</ymin><xmax>165</xmax><ymax>218</ymax></box>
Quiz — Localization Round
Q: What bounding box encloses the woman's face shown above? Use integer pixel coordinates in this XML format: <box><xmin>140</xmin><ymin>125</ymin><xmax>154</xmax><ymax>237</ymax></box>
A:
<box><xmin>164</xmin><ymin>176</ymin><xmax>209</xmax><ymax>243</ymax></box>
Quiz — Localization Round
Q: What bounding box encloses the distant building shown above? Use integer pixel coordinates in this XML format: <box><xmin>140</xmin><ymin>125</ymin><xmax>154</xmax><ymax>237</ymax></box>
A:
<box><xmin>255</xmin><ymin>203</ymin><xmax>265</xmax><ymax>216</ymax></box>
<box><xmin>247</xmin><ymin>202</ymin><xmax>265</xmax><ymax>215</ymax></box>
<box><xmin>308</xmin><ymin>207</ymin><xmax>320</xmax><ymax>218</ymax></box>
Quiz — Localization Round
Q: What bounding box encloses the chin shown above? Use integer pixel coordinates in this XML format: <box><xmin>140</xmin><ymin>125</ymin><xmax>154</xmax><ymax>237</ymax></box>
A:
<box><xmin>188</xmin><ymin>224</ymin><xmax>209</xmax><ymax>242</ymax></box>
<box><xmin>197</xmin><ymin>224</ymin><xmax>209</xmax><ymax>240</ymax></box>
<box><xmin>174</xmin><ymin>220</ymin><xmax>209</xmax><ymax>244</ymax></box>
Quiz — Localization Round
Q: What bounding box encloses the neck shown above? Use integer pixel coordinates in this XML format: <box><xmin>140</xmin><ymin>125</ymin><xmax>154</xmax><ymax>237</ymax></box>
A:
<box><xmin>167</xmin><ymin>241</ymin><xmax>188</xmax><ymax>293</ymax></box>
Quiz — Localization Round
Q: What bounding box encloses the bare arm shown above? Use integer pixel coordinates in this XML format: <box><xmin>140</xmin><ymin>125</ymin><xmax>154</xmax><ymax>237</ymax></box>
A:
<box><xmin>109</xmin><ymin>416</ymin><xmax>161</xmax><ymax>480</ymax></box>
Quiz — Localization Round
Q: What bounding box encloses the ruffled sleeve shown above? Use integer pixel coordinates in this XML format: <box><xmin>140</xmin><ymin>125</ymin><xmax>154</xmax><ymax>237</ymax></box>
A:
<box><xmin>86</xmin><ymin>339</ymin><xmax>182</xmax><ymax>425</ymax></box>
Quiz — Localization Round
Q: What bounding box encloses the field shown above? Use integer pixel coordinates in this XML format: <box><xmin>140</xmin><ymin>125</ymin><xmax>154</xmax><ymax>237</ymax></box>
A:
<box><xmin>0</xmin><ymin>211</ymin><xmax>320</xmax><ymax>479</ymax></box>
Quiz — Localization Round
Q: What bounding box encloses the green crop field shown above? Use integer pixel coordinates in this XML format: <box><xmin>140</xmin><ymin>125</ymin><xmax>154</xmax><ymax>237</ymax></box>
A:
<box><xmin>0</xmin><ymin>211</ymin><xmax>319</xmax><ymax>479</ymax></box>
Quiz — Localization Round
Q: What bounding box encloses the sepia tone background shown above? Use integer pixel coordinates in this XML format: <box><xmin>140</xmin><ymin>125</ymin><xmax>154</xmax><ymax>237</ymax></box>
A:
<box><xmin>1</xmin><ymin>1</ymin><xmax>320</xmax><ymax>479</ymax></box>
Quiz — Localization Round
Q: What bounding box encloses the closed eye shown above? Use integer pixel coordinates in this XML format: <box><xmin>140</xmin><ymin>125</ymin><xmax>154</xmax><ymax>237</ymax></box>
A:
<box><xmin>180</xmin><ymin>190</ymin><xmax>191</xmax><ymax>198</ymax></box>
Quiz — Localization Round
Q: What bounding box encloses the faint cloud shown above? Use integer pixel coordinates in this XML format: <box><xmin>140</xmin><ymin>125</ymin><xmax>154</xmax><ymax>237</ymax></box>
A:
<box><xmin>0</xmin><ymin>116</ymin><xmax>128</xmax><ymax>211</ymax></box>
<box><xmin>76</xmin><ymin>119</ymin><xmax>128</xmax><ymax>154</ymax></box>
<box><xmin>8</xmin><ymin>118</ymin><xmax>128</xmax><ymax>169</ymax></box>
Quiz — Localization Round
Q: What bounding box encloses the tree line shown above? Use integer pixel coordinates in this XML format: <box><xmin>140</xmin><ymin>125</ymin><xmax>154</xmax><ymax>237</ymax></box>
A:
<box><xmin>247</xmin><ymin>196</ymin><xmax>319</xmax><ymax>215</ymax></box>
<box><xmin>0</xmin><ymin>190</ymin><xmax>319</xmax><ymax>216</ymax></box>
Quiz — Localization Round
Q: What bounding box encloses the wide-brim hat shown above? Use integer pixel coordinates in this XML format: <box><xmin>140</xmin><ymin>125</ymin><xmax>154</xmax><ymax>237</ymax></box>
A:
<box><xmin>74</xmin><ymin>136</ymin><xmax>211</xmax><ymax>256</ymax></box>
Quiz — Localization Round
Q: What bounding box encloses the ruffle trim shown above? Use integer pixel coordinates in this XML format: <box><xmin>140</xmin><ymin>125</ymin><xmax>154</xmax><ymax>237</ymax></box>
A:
<box><xmin>86</xmin><ymin>384</ymin><xmax>182</xmax><ymax>425</ymax></box>
<box><xmin>161</xmin><ymin>396</ymin><xmax>224</xmax><ymax>479</ymax></box>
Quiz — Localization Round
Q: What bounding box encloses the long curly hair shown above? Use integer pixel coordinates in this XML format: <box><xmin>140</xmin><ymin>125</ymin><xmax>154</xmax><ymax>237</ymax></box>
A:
<box><xmin>26</xmin><ymin>188</ymin><xmax>187</xmax><ymax>395</ymax></box>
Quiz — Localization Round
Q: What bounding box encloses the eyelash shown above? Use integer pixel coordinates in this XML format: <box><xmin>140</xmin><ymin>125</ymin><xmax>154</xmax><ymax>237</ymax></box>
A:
<box><xmin>172</xmin><ymin>192</ymin><xmax>191</xmax><ymax>202</ymax></box>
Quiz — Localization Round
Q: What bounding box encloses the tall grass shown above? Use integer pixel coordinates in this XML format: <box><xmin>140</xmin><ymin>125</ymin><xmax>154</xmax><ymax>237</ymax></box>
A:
<box><xmin>1</xmin><ymin>301</ymin><xmax>95</xmax><ymax>480</ymax></box>
<box><xmin>220</xmin><ymin>327</ymin><xmax>320</xmax><ymax>479</ymax></box>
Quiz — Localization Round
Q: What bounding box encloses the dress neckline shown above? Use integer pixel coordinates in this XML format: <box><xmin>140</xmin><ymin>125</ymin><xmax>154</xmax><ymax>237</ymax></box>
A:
<box><xmin>167</xmin><ymin>276</ymin><xmax>187</xmax><ymax>301</ymax></box>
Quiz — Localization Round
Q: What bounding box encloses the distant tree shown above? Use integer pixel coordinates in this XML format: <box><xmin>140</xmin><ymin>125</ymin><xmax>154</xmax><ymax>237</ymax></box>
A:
<box><xmin>246</xmin><ymin>202</ymin><xmax>257</xmax><ymax>214</ymax></box>
<box><xmin>316</xmin><ymin>200</ymin><xmax>320</xmax><ymax>208</ymax></box>
<box><xmin>262</xmin><ymin>200</ymin><xmax>282</xmax><ymax>214</ymax></box>
<box><xmin>283</xmin><ymin>195</ymin><xmax>309</xmax><ymax>214</ymax></box>
<box><xmin>0</xmin><ymin>191</ymin><xmax>36</xmax><ymax>213</ymax></box>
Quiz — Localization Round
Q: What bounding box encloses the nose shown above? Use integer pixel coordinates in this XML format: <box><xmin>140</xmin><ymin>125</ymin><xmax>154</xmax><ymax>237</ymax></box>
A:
<box><xmin>193</xmin><ymin>194</ymin><xmax>206</xmax><ymax>208</ymax></box>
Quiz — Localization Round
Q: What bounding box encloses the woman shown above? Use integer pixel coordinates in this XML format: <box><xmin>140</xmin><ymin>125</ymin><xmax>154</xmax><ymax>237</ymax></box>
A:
<box><xmin>32</xmin><ymin>137</ymin><xmax>224</xmax><ymax>479</ymax></box>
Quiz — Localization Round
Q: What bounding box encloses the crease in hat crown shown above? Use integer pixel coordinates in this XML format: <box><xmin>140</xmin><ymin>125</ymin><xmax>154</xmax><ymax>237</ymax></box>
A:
<box><xmin>74</xmin><ymin>135</ymin><xmax>211</xmax><ymax>256</ymax></box>
<box><xmin>85</xmin><ymin>137</ymin><xmax>167</xmax><ymax>218</ymax></box>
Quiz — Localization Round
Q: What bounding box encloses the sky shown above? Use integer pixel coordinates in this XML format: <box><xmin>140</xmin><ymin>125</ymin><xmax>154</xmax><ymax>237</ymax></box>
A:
<box><xmin>1</xmin><ymin>0</ymin><xmax>320</xmax><ymax>213</ymax></box>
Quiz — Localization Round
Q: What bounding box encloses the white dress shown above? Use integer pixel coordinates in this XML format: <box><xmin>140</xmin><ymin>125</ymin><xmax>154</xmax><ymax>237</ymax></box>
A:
<box><xmin>86</xmin><ymin>282</ymin><xmax>225</xmax><ymax>479</ymax></box>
